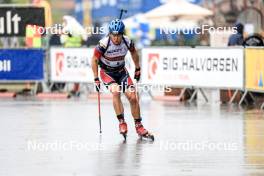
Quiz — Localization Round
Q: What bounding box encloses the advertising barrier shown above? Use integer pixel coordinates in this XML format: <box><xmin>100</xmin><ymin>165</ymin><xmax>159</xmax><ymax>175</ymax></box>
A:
<box><xmin>141</xmin><ymin>47</ymin><xmax>244</xmax><ymax>89</ymax></box>
<box><xmin>0</xmin><ymin>6</ymin><xmax>45</xmax><ymax>36</ymax></box>
<box><xmin>245</xmin><ymin>48</ymin><xmax>264</xmax><ymax>92</ymax></box>
<box><xmin>50</xmin><ymin>48</ymin><xmax>135</xmax><ymax>83</ymax></box>
<box><xmin>0</xmin><ymin>49</ymin><xmax>44</xmax><ymax>81</ymax></box>
<box><xmin>50</xmin><ymin>48</ymin><xmax>94</xmax><ymax>83</ymax></box>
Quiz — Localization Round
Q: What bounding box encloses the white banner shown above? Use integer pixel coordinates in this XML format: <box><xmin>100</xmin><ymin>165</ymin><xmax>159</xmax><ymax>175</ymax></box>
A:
<box><xmin>141</xmin><ymin>48</ymin><xmax>244</xmax><ymax>89</ymax></box>
<box><xmin>50</xmin><ymin>48</ymin><xmax>135</xmax><ymax>83</ymax></box>
<box><xmin>50</xmin><ymin>48</ymin><xmax>94</xmax><ymax>82</ymax></box>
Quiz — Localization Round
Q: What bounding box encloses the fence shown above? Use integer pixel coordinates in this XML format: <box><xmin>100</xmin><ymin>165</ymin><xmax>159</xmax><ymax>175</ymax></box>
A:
<box><xmin>0</xmin><ymin>46</ymin><xmax>263</xmax><ymax>109</ymax></box>
<box><xmin>0</xmin><ymin>48</ymin><xmax>44</xmax><ymax>95</ymax></box>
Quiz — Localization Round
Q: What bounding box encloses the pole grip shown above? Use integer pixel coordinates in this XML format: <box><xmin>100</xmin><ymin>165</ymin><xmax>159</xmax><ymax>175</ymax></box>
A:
<box><xmin>119</xmin><ymin>9</ymin><xmax>127</xmax><ymax>19</ymax></box>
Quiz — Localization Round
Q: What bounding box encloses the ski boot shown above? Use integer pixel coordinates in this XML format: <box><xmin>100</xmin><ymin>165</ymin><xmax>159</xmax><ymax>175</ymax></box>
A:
<box><xmin>135</xmin><ymin>122</ymin><xmax>154</xmax><ymax>141</ymax></box>
<box><xmin>119</xmin><ymin>122</ymin><xmax>128</xmax><ymax>141</ymax></box>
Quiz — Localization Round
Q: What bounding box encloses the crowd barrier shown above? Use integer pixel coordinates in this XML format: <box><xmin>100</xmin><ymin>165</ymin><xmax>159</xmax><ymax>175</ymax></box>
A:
<box><xmin>245</xmin><ymin>47</ymin><xmax>264</xmax><ymax>109</ymax></box>
<box><xmin>49</xmin><ymin>47</ymin><xmax>135</xmax><ymax>83</ymax></box>
<box><xmin>0</xmin><ymin>47</ymin><xmax>263</xmax><ymax>109</ymax></box>
<box><xmin>0</xmin><ymin>48</ymin><xmax>44</xmax><ymax>97</ymax></box>
<box><xmin>141</xmin><ymin>47</ymin><xmax>244</xmax><ymax>103</ymax></box>
<box><xmin>41</xmin><ymin>47</ymin><xmax>136</xmax><ymax>98</ymax></box>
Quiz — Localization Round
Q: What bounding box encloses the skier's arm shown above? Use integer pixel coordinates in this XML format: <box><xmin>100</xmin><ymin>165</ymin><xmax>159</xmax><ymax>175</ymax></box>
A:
<box><xmin>91</xmin><ymin>55</ymin><xmax>99</xmax><ymax>79</ymax></box>
<box><xmin>130</xmin><ymin>49</ymin><xmax>141</xmax><ymax>81</ymax></box>
<box><xmin>92</xmin><ymin>48</ymin><xmax>102</xmax><ymax>79</ymax></box>
<box><xmin>130</xmin><ymin>49</ymin><xmax>140</xmax><ymax>69</ymax></box>
<box><xmin>128</xmin><ymin>39</ymin><xmax>140</xmax><ymax>69</ymax></box>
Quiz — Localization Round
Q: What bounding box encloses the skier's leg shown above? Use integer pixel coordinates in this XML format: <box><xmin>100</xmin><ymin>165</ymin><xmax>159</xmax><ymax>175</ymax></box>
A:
<box><xmin>125</xmin><ymin>87</ymin><xmax>149</xmax><ymax>136</ymax></box>
<box><xmin>124</xmin><ymin>88</ymin><xmax>140</xmax><ymax>119</ymax></box>
<box><xmin>109</xmin><ymin>83</ymin><xmax>124</xmax><ymax>116</ymax></box>
<box><xmin>100</xmin><ymin>69</ymin><xmax>125</xmax><ymax>118</ymax></box>
<box><xmin>100</xmin><ymin>69</ymin><xmax>128</xmax><ymax>138</ymax></box>
<box><xmin>119</xmin><ymin>70</ymin><xmax>148</xmax><ymax>136</ymax></box>
<box><xmin>109</xmin><ymin>83</ymin><xmax>127</xmax><ymax>134</ymax></box>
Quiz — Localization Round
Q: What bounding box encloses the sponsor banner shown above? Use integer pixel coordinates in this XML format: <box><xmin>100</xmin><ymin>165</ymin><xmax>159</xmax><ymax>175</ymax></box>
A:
<box><xmin>141</xmin><ymin>48</ymin><xmax>244</xmax><ymax>89</ymax></box>
<box><xmin>50</xmin><ymin>48</ymin><xmax>94</xmax><ymax>82</ymax></box>
<box><xmin>0</xmin><ymin>49</ymin><xmax>44</xmax><ymax>80</ymax></box>
<box><xmin>0</xmin><ymin>7</ymin><xmax>45</xmax><ymax>36</ymax></box>
<box><xmin>50</xmin><ymin>48</ymin><xmax>135</xmax><ymax>83</ymax></box>
<box><xmin>245</xmin><ymin>48</ymin><xmax>264</xmax><ymax>91</ymax></box>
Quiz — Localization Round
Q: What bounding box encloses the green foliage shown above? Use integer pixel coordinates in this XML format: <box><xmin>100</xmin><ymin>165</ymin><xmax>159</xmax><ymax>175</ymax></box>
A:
<box><xmin>4</xmin><ymin>0</ymin><xmax>30</xmax><ymax>4</ymax></box>
<box><xmin>0</xmin><ymin>0</ymin><xmax>12</xmax><ymax>3</ymax></box>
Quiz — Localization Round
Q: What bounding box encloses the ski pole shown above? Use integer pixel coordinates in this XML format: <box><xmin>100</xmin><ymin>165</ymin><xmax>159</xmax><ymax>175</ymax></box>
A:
<box><xmin>97</xmin><ymin>90</ymin><xmax>102</xmax><ymax>134</ymax></box>
<box><xmin>119</xmin><ymin>9</ymin><xmax>127</xmax><ymax>20</ymax></box>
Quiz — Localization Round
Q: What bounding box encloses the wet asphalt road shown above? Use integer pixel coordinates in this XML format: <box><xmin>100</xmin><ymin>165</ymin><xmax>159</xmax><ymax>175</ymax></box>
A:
<box><xmin>0</xmin><ymin>98</ymin><xmax>264</xmax><ymax>176</ymax></box>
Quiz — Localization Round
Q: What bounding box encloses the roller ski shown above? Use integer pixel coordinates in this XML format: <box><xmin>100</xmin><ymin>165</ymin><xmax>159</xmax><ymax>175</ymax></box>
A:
<box><xmin>119</xmin><ymin>122</ymin><xmax>128</xmax><ymax>141</ymax></box>
<box><xmin>135</xmin><ymin>122</ymin><xmax>154</xmax><ymax>141</ymax></box>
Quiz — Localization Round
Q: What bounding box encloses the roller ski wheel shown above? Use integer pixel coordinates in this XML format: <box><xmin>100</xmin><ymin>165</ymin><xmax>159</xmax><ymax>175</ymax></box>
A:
<box><xmin>119</xmin><ymin>122</ymin><xmax>128</xmax><ymax>141</ymax></box>
<box><xmin>139</xmin><ymin>132</ymin><xmax>155</xmax><ymax>141</ymax></box>
<box><xmin>122</xmin><ymin>133</ymin><xmax>127</xmax><ymax>141</ymax></box>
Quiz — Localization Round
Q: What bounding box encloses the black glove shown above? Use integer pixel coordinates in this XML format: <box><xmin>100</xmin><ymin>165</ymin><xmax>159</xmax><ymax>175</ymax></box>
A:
<box><xmin>94</xmin><ymin>77</ymin><xmax>100</xmax><ymax>92</ymax></box>
<box><xmin>134</xmin><ymin>67</ymin><xmax>141</xmax><ymax>82</ymax></box>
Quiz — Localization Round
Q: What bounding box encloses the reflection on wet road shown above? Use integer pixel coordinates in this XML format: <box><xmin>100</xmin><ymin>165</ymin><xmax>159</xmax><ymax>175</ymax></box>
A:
<box><xmin>0</xmin><ymin>99</ymin><xmax>263</xmax><ymax>176</ymax></box>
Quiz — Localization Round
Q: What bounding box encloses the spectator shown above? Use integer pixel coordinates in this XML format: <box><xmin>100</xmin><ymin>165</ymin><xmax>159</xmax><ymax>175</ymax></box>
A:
<box><xmin>60</xmin><ymin>16</ymin><xmax>88</xmax><ymax>96</ymax></box>
<box><xmin>49</xmin><ymin>34</ymin><xmax>61</xmax><ymax>46</ymax></box>
<box><xmin>61</xmin><ymin>16</ymin><xmax>87</xmax><ymax>47</ymax></box>
<box><xmin>228</xmin><ymin>23</ymin><xmax>244</xmax><ymax>46</ymax></box>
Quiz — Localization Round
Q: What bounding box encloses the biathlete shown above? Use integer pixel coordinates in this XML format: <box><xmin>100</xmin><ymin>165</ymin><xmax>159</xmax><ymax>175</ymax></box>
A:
<box><xmin>91</xmin><ymin>19</ymin><xmax>154</xmax><ymax>140</ymax></box>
